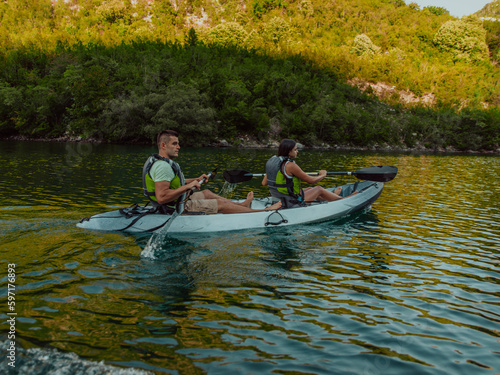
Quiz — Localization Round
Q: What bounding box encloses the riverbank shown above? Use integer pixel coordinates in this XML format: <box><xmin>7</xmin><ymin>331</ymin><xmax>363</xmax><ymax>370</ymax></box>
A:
<box><xmin>2</xmin><ymin>134</ymin><xmax>499</xmax><ymax>155</ymax></box>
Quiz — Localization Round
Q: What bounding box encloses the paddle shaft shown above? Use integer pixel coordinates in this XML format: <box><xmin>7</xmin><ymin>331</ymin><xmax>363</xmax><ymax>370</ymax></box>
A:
<box><xmin>188</xmin><ymin>167</ymin><xmax>217</xmax><ymax>193</ymax></box>
<box><xmin>240</xmin><ymin>171</ymin><xmax>352</xmax><ymax>177</ymax></box>
<box><xmin>161</xmin><ymin>168</ymin><xmax>216</xmax><ymax>227</ymax></box>
<box><xmin>223</xmin><ymin>166</ymin><xmax>397</xmax><ymax>183</ymax></box>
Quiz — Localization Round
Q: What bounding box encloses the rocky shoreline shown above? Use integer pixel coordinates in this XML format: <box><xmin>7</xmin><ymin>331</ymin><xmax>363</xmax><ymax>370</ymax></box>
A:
<box><xmin>1</xmin><ymin>134</ymin><xmax>499</xmax><ymax>155</ymax></box>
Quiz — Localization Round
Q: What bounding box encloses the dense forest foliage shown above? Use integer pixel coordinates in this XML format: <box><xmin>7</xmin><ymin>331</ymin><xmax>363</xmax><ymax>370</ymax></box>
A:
<box><xmin>0</xmin><ymin>0</ymin><xmax>499</xmax><ymax>151</ymax></box>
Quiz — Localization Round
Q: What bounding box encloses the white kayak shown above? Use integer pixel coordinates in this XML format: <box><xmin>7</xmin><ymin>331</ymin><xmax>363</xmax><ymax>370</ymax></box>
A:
<box><xmin>76</xmin><ymin>180</ymin><xmax>385</xmax><ymax>234</ymax></box>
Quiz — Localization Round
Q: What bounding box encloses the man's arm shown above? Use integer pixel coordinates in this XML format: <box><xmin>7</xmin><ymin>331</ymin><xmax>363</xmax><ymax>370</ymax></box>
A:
<box><xmin>151</xmin><ymin>162</ymin><xmax>203</xmax><ymax>205</ymax></box>
<box><xmin>184</xmin><ymin>174</ymin><xmax>209</xmax><ymax>184</ymax></box>
<box><xmin>154</xmin><ymin>180</ymin><xmax>200</xmax><ymax>205</ymax></box>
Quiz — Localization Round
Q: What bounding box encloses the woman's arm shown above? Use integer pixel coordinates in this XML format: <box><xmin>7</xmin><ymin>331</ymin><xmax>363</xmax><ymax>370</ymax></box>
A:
<box><xmin>262</xmin><ymin>174</ymin><xmax>268</xmax><ymax>186</ymax></box>
<box><xmin>286</xmin><ymin>163</ymin><xmax>326</xmax><ymax>184</ymax></box>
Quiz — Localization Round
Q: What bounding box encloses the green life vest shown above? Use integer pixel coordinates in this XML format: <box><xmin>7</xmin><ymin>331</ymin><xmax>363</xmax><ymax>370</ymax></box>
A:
<box><xmin>265</xmin><ymin>156</ymin><xmax>302</xmax><ymax>199</ymax></box>
<box><xmin>142</xmin><ymin>154</ymin><xmax>186</xmax><ymax>211</ymax></box>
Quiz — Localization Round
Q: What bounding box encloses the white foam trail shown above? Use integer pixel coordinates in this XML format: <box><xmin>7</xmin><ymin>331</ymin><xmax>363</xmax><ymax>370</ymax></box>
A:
<box><xmin>139</xmin><ymin>244</ymin><xmax>158</xmax><ymax>259</ymax></box>
<box><xmin>219</xmin><ymin>181</ymin><xmax>238</xmax><ymax>198</ymax></box>
<box><xmin>140</xmin><ymin>212</ymin><xmax>179</xmax><ymax>259</ymax></box>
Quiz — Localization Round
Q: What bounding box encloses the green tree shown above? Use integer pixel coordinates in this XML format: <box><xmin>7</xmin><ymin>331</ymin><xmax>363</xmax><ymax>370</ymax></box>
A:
<box><xmin>484</xmin><ymin>20</ymin><xmax>500</xmax><ymax>61</ymax></box>
<box><xmin>64</xmin><ymin>64</ymin><xmax>112</xmax><ymax>135</ymax></box>
<box><xmin>0</xmin><ymin>80</ymin><xmax>23</xmax><ymax>134</ymax></box>
<box><xmin>185</xmin><ymin>28</ymin><xmax>199</xmax><ymax>46</ymax></box>
<box><xmin>433</xmin><ymin>16</ymin><xmax>489</xmax><ymax>63</ymax></box>
<box><xmin>145</xmin><ymin>83</ymin><xmax>217</xmax><ymax>146</ymax></box>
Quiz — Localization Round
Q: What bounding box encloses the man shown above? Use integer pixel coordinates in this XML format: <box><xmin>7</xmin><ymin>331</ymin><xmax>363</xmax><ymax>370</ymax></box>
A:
<box><xmin>142</xmin><ymin>130</ymin><xmax>281</xmax><ymax>214</ymax></box>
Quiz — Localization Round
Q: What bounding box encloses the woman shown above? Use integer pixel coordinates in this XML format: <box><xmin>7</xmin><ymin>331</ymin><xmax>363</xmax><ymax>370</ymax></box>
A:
<box><xmin>262</xmin><ymin>139</ymin><xmax>356</xmax><ymax>207</ymax></box>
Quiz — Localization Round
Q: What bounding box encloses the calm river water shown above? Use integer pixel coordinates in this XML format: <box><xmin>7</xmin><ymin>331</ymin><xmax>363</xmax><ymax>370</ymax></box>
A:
<box><xmin>0</xmin><ymin>140</ymin><xmax>499</xmax><ymax>374</ymax></box>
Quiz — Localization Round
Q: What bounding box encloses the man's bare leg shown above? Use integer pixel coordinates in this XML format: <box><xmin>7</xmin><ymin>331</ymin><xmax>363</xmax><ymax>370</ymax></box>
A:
<box><xmin>199</xmin><ymin>189</ymin><xmax>254</xmax><ymax>207</ymax></box>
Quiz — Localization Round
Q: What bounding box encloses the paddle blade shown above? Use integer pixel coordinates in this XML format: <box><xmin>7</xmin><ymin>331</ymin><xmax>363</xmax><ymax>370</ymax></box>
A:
<box><xmin>223</xmin><ymin>170</ymin><xmax>253</xmax><ymax>183</ymax></box>
<box><xmin>352</xmin><ymin>166</ymin><xmax>398</xmax><ymax>182</ymax></box>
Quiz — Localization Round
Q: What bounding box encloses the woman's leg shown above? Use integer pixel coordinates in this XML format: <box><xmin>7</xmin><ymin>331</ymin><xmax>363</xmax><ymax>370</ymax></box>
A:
<box><xmin>303</xmin><ymin>186</ymin><xmax>342</xmax><ymax>195</ymax></box>
<box><xmin>304</xmin><ymin>186</ymin><xmax>358</xmax><ymax>202</ymax></box>
<box><xmin>304</xmin><ymin>186</ymin><xmax>342</xmax><ymax>202</ymax></box>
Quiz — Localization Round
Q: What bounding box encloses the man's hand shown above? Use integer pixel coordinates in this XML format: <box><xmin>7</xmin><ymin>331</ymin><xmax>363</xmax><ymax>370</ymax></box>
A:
<box><xmin>188</xmin><ymin>180</ymin><xmax>202</xmax><ymax>191</ymax></box>
<box><xmin>197</xmin><ymin>174</ymin><xmax>210</xmax><ymax>183</ymax></box>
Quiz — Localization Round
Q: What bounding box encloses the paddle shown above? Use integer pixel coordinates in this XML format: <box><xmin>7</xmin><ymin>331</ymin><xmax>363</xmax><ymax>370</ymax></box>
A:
<box><xmin>223</xmin><ymin>165</ymin><xmax>397</xmax><ymax>183</ymax></box>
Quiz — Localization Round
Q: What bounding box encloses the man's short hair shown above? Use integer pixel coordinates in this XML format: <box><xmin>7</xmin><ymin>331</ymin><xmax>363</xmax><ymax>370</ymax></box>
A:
<box><xmin>157</xmin><ymin>130</ymin><xmax>179</xmax><ymax>149</ymax></box>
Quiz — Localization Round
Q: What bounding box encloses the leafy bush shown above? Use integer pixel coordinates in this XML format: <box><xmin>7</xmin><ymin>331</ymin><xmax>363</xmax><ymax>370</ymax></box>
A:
<box><xmin>299</xmin><ymin>0</ymin><xmax>314</xmax><ymax>17</ymax></box>
<box><xmin>388</xmin><ymin>0</ymin><xmax>405</xmax><ymax>7</ymax></box>
<box><xmin>262</xmin><ymin>17</ymin><xmax>292</xmax><ymax>46</ymax></box>
<box><xmin>96</xmin><ymin>0</ymin><xmax>130</xmax><ymax>24</ymax></box>
<box><xmin>253</xmin><ymin>0</ymin><xmax>283</xmax><ymax>19</ymax></box>
<box><xmin>206</xmin><ymin>22</ymin><xmax>249</xmax><ymax>47</ymax></box>
<box><xmin>408</xmin><ymin>3</ymin><xmax>420</xmax><ymax>11</ymax></box>
<box><xmin>350</xmin><ymin>34</ymin><xmax>381</xmax><ymax>58</ymax></box>
<box><xmin>424</xmin><ymin>6</ymin><xmax>449</xmax><ymax>16</ymax></box>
